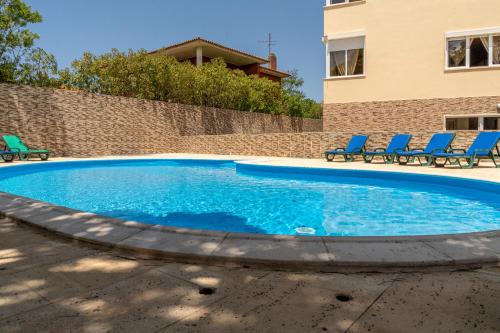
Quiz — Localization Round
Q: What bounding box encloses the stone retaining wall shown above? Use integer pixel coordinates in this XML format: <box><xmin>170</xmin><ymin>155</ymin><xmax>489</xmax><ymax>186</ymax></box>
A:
<box><xmin>0</xmin><ymin>84</ymin><xmax>488</xmax><ymax>159</ymax></box>
<box><xmin>173</xmin><ymin>131</ymin><xmax>480</xmax><ymax>159</ymax></box>
<box><xmin>0</xmin><ymin>84</ymin><xmax>322</xmax><ymax>156</ymax></box>
<box><xmin>324</xmin><ymin>96</ymin><xmax>500</xmax><ymax>132</ymax></box>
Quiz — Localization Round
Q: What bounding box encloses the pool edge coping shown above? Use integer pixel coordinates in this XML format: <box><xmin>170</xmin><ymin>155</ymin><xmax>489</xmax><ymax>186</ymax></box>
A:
<box><xmin>1</xmin><ymin>189</ymin><xmax>499</xmax><ymax>272</ymax></box>
<box><xmin>1</xmin><ymin>156</ymin><xmax>499</xmax><ymax>272</ymax></box>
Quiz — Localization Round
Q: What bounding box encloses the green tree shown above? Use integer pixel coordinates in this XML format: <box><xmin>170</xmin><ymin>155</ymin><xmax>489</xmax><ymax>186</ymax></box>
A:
<box><xmin>282</xmin><ymin>69</ymin><xmax>305</xmax><ymax>96</ymax></box>
<box><xmin>282</xmin><ymin>70</ymin><xmax>323</xmax><ymax>119</ymax></box>
<box><xmin>0</xmin><ymin>0</ymin><xmax>57</xmax><ymax>85</ymax></box>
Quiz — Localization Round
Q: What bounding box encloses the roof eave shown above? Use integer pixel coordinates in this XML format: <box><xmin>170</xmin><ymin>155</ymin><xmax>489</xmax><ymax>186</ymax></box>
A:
<box><xmin>149</xmin><ymin>37</ymin><xmax>269</xmax><ymax>65</ymax></box>
<box><xmin>259</xmin><ymin>67</ymin><xmax>290</xmax><ymax>78</ymax></box>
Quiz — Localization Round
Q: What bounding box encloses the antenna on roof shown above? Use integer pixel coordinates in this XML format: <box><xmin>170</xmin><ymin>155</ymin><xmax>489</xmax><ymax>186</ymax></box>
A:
<box><xmin>259</xmin><ymin>33</ymin><xmax>278</xmax><ymax>55</ymax></box>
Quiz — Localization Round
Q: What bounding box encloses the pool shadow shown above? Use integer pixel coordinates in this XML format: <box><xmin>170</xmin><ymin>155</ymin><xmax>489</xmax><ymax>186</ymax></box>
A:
<box><xmin>98</xmin><ymin>210</ymin><xmax>267</xmax><ymax>234</ymax></box>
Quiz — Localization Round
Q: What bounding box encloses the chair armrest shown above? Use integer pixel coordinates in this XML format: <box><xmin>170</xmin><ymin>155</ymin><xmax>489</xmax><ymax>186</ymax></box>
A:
<box><xmin>373</xmin><ymin>148</ymin><xmax>387</xmax><ymax>152</ymax></box>
<box><xmin>334</xmin><ymin>147</ymin><xmax>346</xmax><ymax>151</ymax></box>
<box><xmin>411</xmin><ymin>148</ymin><xmax>424</xmax><ymax>152</ymax></box>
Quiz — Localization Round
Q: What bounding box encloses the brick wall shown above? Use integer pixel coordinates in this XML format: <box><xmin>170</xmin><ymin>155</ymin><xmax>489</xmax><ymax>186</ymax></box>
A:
<box><xmin>0</xmin><ymin>84</ymin><xmax>322</xmax><ymax>157</ymax></box>
<box><xmin>324</xmin><ymin>96</ymin><xmax>500</xmax><ymax>132</ymax></box>
<box><xmin>173</xmin><ymin>131</ymin><xmax>480</xmax><ymax>159</ymax></box>
<box><xmin>0</xmin><ymin>84</ymin><xmax>487</xmax><ymax>159</ymax></box>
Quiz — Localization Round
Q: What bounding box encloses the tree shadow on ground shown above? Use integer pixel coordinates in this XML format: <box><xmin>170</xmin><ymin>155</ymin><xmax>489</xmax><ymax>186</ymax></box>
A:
<box><xmin>1</xmin><ymin>217</ymin><xmax>500</xmax><ymax>333</ymax></box>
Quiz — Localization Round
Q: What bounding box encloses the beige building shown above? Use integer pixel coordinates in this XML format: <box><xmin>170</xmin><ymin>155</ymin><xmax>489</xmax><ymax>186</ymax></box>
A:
<box><xmin>323</xmin><ymin>0</ymin><xmax>500</xmax><ymax>132</ymax></box>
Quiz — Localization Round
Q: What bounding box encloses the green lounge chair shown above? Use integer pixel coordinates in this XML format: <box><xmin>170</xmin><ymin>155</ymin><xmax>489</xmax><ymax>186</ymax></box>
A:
<box><xmin>2</xmin><ymin>135</ymin><xmax>50</xmax><ymax>161</ymax></box>
<box><xmin>363</xmin><ymin>134</ymin><xmax>413</xmax><ymax>164</ymax></box>
<box><xmin>395</xmin><ymin>132</ymin><xmax>456</xmax><ymax>166</ymax></box>
<box><xmin>0</xmin><ymin>149</ymin><xmax>16</xmax><ymax>162</ymax></box>
<box><xmin>324</xmin><ymin>135</ymin><xmax>369</xmax><ymax>162</ymax></box>
<box><xmin>431</xmin><ymin>132</ymin><xmax>500</xmax><ymax>169</ymax></box>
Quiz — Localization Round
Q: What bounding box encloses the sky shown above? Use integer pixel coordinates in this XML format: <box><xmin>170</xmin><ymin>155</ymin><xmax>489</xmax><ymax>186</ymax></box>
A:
<box><xmin>25</xmin><ymin>0</ymin><xmax>325</xmax><ymax>101</ymax></box>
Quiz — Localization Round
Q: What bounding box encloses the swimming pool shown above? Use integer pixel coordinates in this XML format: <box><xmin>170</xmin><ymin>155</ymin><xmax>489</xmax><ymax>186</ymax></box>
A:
<box><xmin>0</xmin><ymin>159</ymin><xmax>499</xmax><ymax>237</ymax></box>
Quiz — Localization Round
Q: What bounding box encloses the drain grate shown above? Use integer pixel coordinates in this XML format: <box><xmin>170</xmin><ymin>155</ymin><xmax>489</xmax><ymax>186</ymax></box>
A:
<box><xmin>335</xmin><ymin>293</ymin><xmax>353</xmax><ymax>302</ymax></box>
<box><xmin>199</xmin><ymin>287</ymin><xmax>216</xmax><ymax>295</ymax></box>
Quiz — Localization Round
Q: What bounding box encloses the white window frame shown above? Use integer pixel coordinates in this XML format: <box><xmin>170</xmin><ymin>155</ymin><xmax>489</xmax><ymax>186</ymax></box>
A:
<box><xmin>325</xmin><ymin>0</ymin><xmax>365</xmax><ymax>8</ymax></box>
<box><xmin>325</xmin><ymin>34</ymin><xmax>366</xmax><ymax>79</ymax></box>
<box><xmin>445</xmin><ymin>27</ymin><xmax>500</xmax><ymax>70</ymax></box>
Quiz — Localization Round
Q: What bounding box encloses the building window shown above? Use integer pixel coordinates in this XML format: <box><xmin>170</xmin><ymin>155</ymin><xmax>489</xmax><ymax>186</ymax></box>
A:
<box><xmin>484</xmin><ymin>117</ymin><xmax>500</xmax><ymax>130</ymax></box>
<box><xmin>446</xmin><ymin>117</ymin><xmax>478</xmax><ymax>131</ymax></box>
<box><xmin>446</xmin><ymin>32</ymin><xmax>500</xmax><ymax>69</ymax></box>
<box><xmin>327</xmin><ymin>36</ymin><xmax>365</xmax><ymax>78</ymax></box>
<box><xmin>448</xmin><ymin>39</ymin><xmax>466</xmax><ymax>68</ymax></box>
<box><xmin>469</xmin><ymin>37</ymin><xmax>489</xmax><ymax>67</ymax></box>
<box><xmin>328</xmin><ymin>0</ymin><xmax>363</xmax><ymax>5</ymax></box>
<box><xmin>494</xmin><ymin>36</ymin><xmax>500</xmax><ymax>65</ymax></box>
<box><xmin>445</xmin><ymin>116</ymin><xmax>500</xmax><ymax>131</ymax></box>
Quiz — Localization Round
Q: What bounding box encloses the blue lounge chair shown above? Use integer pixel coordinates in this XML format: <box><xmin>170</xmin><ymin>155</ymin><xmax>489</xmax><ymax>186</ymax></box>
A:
<box><xmin>0</xmin><ymin>150</ymin><xmax>16</xmax><ymax>163</ymax></box>
<box><xmin>396</xmin><ymin>132</ymin><xmax>456</xmax><ymax>166</ymax></box>
<box><xmin>431</xmin><ymin>132</ymin><xmax>500</xmax><ymax>169</ymax></box>
<box><xmin>363</xmin><ymin>134</ymin><xmax>412</xmax><ymax>164</ymax></box>
<box><xmin>325</xmin><ymin>135</ymin><xmax>369</xmax><ymax>162</ymax></box>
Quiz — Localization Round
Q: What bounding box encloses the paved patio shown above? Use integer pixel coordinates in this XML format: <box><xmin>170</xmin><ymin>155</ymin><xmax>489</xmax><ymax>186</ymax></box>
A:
<box><xmin>1</xmin><ymin>219</ymin><xmax>499</xmax><ymax>333</ymax></box>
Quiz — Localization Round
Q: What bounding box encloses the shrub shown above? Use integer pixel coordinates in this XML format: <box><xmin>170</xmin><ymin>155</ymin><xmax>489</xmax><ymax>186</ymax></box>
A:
<box><xmin>59</xmin><ymin>49</ymin><xmax>321</xmax><ymax>118</ymax></box>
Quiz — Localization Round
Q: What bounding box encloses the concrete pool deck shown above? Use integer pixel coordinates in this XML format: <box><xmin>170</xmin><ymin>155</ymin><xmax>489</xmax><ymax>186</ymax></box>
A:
<box><xmin>0</xmin><ymin>154</ymin><xmax>499</xmax><ymax>272</ymax></box>
<box><xmin>2</xmin><ymin>219</ymin><xmax>499</xmax><ymax>333</ymax></box>
<box><xmin>2</xmin><ymin>153</ymin><xmax>498</xmax><ymax>182</ymax></box>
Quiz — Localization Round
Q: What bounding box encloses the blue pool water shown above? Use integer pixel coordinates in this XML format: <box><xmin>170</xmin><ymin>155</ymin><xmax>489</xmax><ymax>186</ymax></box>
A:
<box><xmin>0</xmin><ymin>159</ymin><xmax>499</xmax><ymax>237</ymax></box>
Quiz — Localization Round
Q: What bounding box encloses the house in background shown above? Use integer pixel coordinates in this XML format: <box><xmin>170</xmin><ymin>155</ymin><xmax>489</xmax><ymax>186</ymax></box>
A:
<box><xmin>149</xmin><ymin>37</ymin><xmax>289</xmax><ymax>83</ymax></box>
<box><xmin>323</xmin><ymin>0</ymin><xmax>500</xmax><ymax>133</ymax></box>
